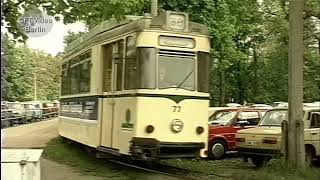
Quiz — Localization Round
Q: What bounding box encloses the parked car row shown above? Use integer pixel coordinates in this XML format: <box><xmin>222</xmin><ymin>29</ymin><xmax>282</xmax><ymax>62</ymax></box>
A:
<box><xmin>225</xmin><ymin>101</ymin><xmax>320</xmax><ymax>109</ymax></box>
<box><xmin>1</xmin><ymin>100</ymin><xmax>59</xmax><ymax>129</ymax></box>
<box><xmin>207</xmin><ymin>103</ymin><xmax>320</xmax><ymax>167</ymax></box>
<box><xmin>208</xmin><ymin>107</ymin><xmax>269</xmax><ymax>159</ymax></box>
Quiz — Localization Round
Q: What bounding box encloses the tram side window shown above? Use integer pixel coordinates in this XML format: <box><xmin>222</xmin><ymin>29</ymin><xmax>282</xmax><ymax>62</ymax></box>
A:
<box><xmin>79</xmin><ymin>61</ymin><xmax>91</xmax><ymax>93</ymax></box>
<box><xmin>197</xmin><ymin>52</ymin><xmax>210</xmax><ymax>93</ymax></box>
<box><xmin>103</xmin><ymin>44</ymin><xmax>113</xmax><ymax>92</ymax></box>
<box><xmin>125</xmin><ymin>36</ymin><xmax>138</xmax><ymax>89</ymax></box>
<box><xmin>70</xmin><ymin>64</ymin><xmax>80</xmax><ymax>94</ymax></box>
<box><xmin>66</xmin><ymin>51</ymin><xmax>92</xmax><ymax>95</ymax></box>
<box><xmin>61</xmin><ymin>63</ymin><xmax>70</xmax><ymax>95</ymax></box>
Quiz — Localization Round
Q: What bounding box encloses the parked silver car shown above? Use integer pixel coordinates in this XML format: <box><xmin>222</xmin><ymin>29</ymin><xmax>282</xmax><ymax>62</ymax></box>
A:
<box><xmin>1</xmin><ymin>103</ymin><xmax>14</xmax><ymax>128</ymax></box>
<box><xmin>23</xmin><ymin>102</ymin><xmax>42</xmax><ymax>121</ymax></box>
<box><xmin>5</xmin><ymin>102</ymin><xmax>31</xmax><ymax>124</ymax></box>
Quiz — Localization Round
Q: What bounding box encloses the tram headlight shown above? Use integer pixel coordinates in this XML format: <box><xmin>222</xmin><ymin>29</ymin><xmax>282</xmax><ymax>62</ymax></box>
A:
<box><xmin>196</xmin><ymin>126</ymin><xmax>204</xmax><ymax>135</ymax></box>
<box><xmin>171</xmin><ymin>119</ymin><xmax>184</xmax><ymax>133</ymax></box>
<box><xmin>145</xmin><ymin>125</ymin><xmax>154</xmax><ymax>133</ymax></box>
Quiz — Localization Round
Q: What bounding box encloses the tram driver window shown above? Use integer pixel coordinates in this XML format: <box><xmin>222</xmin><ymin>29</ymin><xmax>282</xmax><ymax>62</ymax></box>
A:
<box><xmin>115</xmin><ymin>40</ymin><xmax>124</xmax><ymax>91</ymax></box>
<box><xmin>197</xmin><ymin>52</ymin><xmax>210</xmax><ymax>93</ymax></box>
<box><xmin>137</xmin><ymin>48</ymin><xmax>156</xmax><ymax>89</ymax></box>
<box><xmin>125</xmin><ymin>36</ymin><xmax>137</xmax><ymax>89</ymax></box>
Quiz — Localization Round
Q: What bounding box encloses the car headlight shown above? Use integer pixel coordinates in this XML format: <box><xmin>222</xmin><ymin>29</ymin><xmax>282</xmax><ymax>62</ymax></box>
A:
<box><xmin>171</xmin><ymin>119</ymin><xmax>184</xmax><ymax>133</ymax></box>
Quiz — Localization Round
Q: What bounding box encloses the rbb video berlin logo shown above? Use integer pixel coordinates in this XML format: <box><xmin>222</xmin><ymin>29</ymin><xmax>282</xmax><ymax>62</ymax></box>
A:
<box><xmin>18</xmin><ymin>9</ymin><xmax>54</xmax><ymax>37</ymax></box>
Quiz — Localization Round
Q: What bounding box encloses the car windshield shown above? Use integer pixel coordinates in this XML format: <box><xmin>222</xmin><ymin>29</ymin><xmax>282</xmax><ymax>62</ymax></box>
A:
<box><xmin>209</xmin><ymin>111</ymin><xmax>237</xmax><ymax>125</ymax></box>
<box><xmin>259</xmin><ymin>110</ymin><xmax>287</xmax><ymax>126</ymax></box>
<box><xmin>158</xmin><ymin>56</ymin><xmax>195</xmax><ymax>90</ymax></box>
<box><xmin>7</xmin><ymin>103</ymin><xmax>22</xmax><ymax>109</ymax></box>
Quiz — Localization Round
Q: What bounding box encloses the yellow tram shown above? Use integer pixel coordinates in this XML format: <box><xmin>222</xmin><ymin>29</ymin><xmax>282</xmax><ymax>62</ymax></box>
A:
<box><xmin>58</xmin><ymin>10</ymin><xmax>211</xmax><ymax>161</ymax></box>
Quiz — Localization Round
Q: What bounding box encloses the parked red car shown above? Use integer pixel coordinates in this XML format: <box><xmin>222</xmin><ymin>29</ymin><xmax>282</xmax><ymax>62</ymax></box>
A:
<box><xmin>208</xmin><ymin>108</ymin><xmax>268</xmax><ymax>159</ymax></box>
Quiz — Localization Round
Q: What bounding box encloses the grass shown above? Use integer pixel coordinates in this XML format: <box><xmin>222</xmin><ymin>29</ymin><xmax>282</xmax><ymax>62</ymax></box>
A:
<box><xmin>43</xmin><ymin>137</ymin><xmax>320</xmax><ymax>180</ymax></box>
<box><xmin>233</xmin><ymin>159</ymin><xmax>320</xmax><ymax>180</ymax></box>
<box><xmin>164</xmin><ymin>158</ymin><xmax>320</xmax><ymax>180</ymax></box>
<box><xmin>42</xmin><ymin>137</ymin><xmax>153</xmax><ymax>180</ymax></box>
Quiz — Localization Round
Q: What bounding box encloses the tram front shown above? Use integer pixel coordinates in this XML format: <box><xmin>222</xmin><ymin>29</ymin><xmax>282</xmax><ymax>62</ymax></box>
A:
<box><xmin>126</xmin><ymin>11</ymin><xmax>211</xmax><ymax>161</ymax></box>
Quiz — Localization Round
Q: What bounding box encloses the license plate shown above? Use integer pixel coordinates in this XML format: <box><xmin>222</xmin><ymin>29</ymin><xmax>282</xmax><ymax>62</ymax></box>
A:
<box><xmin>246</xmin><ymin>141</ymin><xmax>257</xmax><ymax>146</ymax></box>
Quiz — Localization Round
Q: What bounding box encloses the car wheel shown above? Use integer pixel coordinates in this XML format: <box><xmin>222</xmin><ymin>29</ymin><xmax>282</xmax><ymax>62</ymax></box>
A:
<box><xmin>208</xmin><ymin>140</ymin><xmax>226</xmax><ymax>160</ymax></box>
<box><xmin>305</xmin><ymin>146</ymin><xmax>315</xmax><ymax>167</ymax></box>
<box><xmin>251</xmin><ymin>156</ymin><xmax>270</xmax><ymax>167</ymax></box>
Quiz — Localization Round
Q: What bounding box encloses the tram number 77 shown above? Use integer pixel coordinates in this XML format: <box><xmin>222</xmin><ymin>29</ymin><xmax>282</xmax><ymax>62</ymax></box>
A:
<box><xmin>172</xmin><ymin>106</ymin><xmax>181</xmax><ymax>112</ymax></box>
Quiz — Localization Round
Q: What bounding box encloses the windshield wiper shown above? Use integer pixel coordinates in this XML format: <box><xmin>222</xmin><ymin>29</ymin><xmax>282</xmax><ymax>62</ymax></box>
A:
<box><xmin>176</xmin><ymin>70</ymin><xmax>194</xmax><ymax>89</ymax></box>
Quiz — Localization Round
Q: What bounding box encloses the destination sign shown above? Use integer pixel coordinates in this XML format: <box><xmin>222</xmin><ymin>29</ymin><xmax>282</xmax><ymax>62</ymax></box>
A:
<box><xmin>159</xmin><ymin>36</ymin><xmax>195</xmax><ymax>48</ymax></box>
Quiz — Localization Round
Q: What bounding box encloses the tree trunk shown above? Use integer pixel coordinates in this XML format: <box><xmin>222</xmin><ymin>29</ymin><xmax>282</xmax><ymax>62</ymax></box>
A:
<box><xmin>288</xmin><ymin>0</ymin><xmax>305</xmax><ymax>169</ymax></box>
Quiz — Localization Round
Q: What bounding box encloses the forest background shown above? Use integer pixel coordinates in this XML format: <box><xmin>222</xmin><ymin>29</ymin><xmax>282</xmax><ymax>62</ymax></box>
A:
<box><xmin>1</xmin><ymin>0</ymin><xmax>319</xmax><ymax>106</ymax></box>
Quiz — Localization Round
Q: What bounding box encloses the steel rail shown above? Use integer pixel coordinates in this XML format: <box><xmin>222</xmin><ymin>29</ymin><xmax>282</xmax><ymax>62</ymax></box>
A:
<box><xmin>107</xmin><ymin>159</ymin><xmax>198</xmax><ymax>180</ymax></box>
<box><xmin>107</xmin><ymin>159</ymin><xmax>232</xmax><ymax>180</ymax></box>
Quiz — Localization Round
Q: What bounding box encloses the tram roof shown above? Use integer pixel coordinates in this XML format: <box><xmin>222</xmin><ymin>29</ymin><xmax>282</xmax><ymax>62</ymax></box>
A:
<box><xmin>64</xmin><ymin>11</ymin><xmax>210</xmax><ymax>58</ymax></box>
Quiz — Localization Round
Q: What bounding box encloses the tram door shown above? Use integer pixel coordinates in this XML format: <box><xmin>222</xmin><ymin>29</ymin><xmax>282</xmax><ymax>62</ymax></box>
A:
<box><xmin>100</xmin><ymin>40</ymin><xmax>124</xmax><ymax>150</ymax></box>
<box><xmin>100</xmin><ymin>42</ymin><xmax>117</xmax><ymax>148</ymax></box>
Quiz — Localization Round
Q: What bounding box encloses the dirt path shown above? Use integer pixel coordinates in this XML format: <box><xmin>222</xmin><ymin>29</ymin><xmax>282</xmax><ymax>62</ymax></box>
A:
<box><xmin>1</xmin><ymin>119</ymin><xmax>179</xmax><ymax>180</ymax></box>
<box><xmin>2</xmin><ymin>119</ymin><xmax>59</xmax><ymax>148</ymax></box>
<box><xmin>1</xmin><ymin>119</ymin><xmax>107</xmax><ymax>180</ymax></box>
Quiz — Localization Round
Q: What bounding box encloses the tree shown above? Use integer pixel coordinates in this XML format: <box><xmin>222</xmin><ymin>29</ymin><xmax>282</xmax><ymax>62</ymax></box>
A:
<box><xmin>63</xmin><ymin>30</ymin><xmax>86</xmax><ymax>47</ymax></box>
<box><xmin>1</xmin><ymin>32</ymin><xmax>7</xmax><ymax>100</ymax></box>
<box><xmin>2</xmin><ymin>0</ymin><xmax>319</xmax><ymax>105</ymax></box>
<box><xmin>2</xmin><ymin>0</ymin><xmax>146</xmax><ymax>42</ymax></box>
<box><xmin>4</xmin><ymin>39</ymin><xmax>60</xmax><ymax>101</ymax></box>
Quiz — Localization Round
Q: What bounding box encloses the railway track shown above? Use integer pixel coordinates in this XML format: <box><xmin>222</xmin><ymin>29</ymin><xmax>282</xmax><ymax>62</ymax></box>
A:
<box><xmin>107</xmin><ymin>159</ymin><xmax>232</xmax><ymax>180</ymax></box>
<box><xmin>73</xmin><ymin>138</ymin><xmax>233</xmax><ymax>180</ymax></box>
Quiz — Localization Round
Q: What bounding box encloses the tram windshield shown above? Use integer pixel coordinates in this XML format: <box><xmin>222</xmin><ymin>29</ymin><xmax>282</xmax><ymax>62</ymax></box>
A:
<box><xmin>158</xmin><ymin>56</ymin><xmax>195</xmax><ymax>90</ymax></box>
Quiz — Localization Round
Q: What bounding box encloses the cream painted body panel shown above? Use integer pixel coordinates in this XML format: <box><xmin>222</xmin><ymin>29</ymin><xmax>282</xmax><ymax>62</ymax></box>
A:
<box><xmin>100</xmin><ymin>98</ymin><xmax>115</xmax><ymax>148</ymax></box>
<box><xmin>58</xmin><ymin>117</ymin><xmax>100</xmax><ymax>148</ymax></box>
<box><xmin>135</xmin><ymin>97</ymin><xmax>209</xmax><ymax>157</ymax></box>
<box><xmin>110</xmin><ymin>98</ymin><xmax>136</xmax><ymax>154</ymax></box>
<box><xmin>99</xmin><ymin>96</ymin><xmax>209</xmax><ymax>156</ymax></box>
